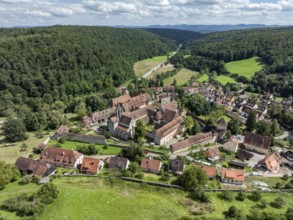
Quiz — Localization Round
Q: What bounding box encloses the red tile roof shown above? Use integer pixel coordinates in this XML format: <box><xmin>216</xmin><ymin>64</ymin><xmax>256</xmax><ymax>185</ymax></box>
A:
<box><xmin>155</xmin><ymin>116</ymin><xmax>183</xmax><ymax>138</ymax></box>
<box><xmin>170</xmin><ymin>132</ymin><xmax>215</xmax><ymax>153</ymax></box>
<box><xmin>15</xmin><ymin>157</ymin><xmax>48</xmax><ymax>176</ymax></box>
<box><xmin>259</xmin><ymin>152</ymin><xmax>282</xmax><ymax>172</ymax></box>
<box><xmin>194</xmin><ymin>165</ymin><xmax>217</xmax><ymax>178</ymax></box>
<box><xmin>80</xmin><ymin>157</ymin><xmax>102</xmax><ymax>174</ymax></box>
<box><xmin>221</xmin><ymin>169</ymin><xmax>245</xmax><ymax>182</ymax></box>
<box><xmin>204</xmin><ymin>147</ymin><xmax>220</xmax><ymax>159</ymax></box>
<box><xmin>40</xmin><ymin>147</ymin><xmax>82</xmax><ymax>167</ymax></box>
<box><xmin>141</xmin><ymin>158</ymin><xmax>162</xmax><ymax>172</ymax></box>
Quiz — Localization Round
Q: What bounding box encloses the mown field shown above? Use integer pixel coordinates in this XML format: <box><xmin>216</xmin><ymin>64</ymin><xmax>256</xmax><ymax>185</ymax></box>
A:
<box><xmin>163</xmin><ymin>68</ymin><xmax>198</xmax><ymax>86</ymax></box>
<box><xmin>48</xmin><ymin>140</ymin><xmax>122</xmax><ymax>155</ymax></box>
<box><xmin>1</xmin><ymin>176</ymin><xmax>293</xmax><ymax>220</ymax></box>
<box><xmin>215</xmin><ymin>75</ymin><xmax>237</xmax><ymax>85</ymax></box>
<box><xmin>225</xmin><ymin>57</ymin><xmax>264</xmax><ymax>79</ymax></box>
<box><xmin>197</xmin><ymin>74</ymin><xmax>209</xmax><ymax>82</ymax></box>
<box><xmin>146</xmin><ymin>64</ymin><xmax>175</xmax><ymax>79</ymax></box>
<box><xmin>133</xmin><ymin>55</ymin><xmax>167</xmax><ymax>77</ymax></box>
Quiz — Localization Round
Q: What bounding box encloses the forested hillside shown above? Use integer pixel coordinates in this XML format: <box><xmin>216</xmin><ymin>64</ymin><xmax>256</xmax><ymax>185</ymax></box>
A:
<box><xmin>0</xmin><ymin>26</ymin><xmax>176</xmax><ymax>120</ymax></box>
<box><xmin>143</xmin><ymin>28</ymin><xmax>204</xmax><ymax>43</ymax></box>
<box><xmin>171</xmin><ymin>27</ymin><xmax>293</xmax><ymax>96</ymax></box>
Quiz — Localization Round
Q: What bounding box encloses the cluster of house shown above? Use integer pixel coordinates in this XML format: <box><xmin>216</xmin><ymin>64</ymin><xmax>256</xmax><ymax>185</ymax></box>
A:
<box><xmin>82</xmin><ymin>90</ymin><xmax>186</xmax><ymax>145</ymax></box>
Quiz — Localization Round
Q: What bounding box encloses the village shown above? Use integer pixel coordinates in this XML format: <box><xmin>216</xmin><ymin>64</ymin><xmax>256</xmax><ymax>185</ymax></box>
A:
<box><xmin>13</xmin><ymin>81</ymin><xmax>293</xmax><ymax>190</ymax></box>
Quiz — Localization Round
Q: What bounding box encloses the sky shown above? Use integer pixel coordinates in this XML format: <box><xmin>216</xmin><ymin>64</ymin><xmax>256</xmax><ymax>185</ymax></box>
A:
<box><xmin>0</xmin><ymin>0</ymin><xmax>293</xmax><ymax>27</ymax></box>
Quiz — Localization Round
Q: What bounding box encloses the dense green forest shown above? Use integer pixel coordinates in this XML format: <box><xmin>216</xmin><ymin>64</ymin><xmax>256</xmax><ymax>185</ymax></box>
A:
<box><xmin>143</xmin><ymin>28</ymin><xmax>204</xmax><ymax>43</ymax></box>
<box><xmin>0</xmin><ymin>26</ymin><xmax>176</xmax><ymax>125</ymax></box>
<box><xmin>171</xmin><ymin>27</ymin><xmax>293</xmax><ymax>97</ymax></box>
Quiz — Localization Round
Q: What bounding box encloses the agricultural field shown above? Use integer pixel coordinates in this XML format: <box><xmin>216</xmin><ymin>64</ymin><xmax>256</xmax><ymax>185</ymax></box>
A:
<box><xmin>0</xmin><ymin>132</ymin><xmax>51</xmax><ymax>164</ymax></box>
<box><xmin>163</xmin><ymin>68</ymin><xmax>198</xmax><ymax>86</ymax></box>
<box><xmin>146</xmin><ymin>64</ymin><xmax>175</xmax><ymax>79</ymax></box>
<box><xmin>215</xmin><ymin>75</ymin><xmax>237</xmax><ymax>85</ymax></box>
<box><xmin>225</xmin><ymin>57</ymin><xmax>264</xmax><ymax>79</ymax></box>
<box><xmin>197</xmin><ymin>74</ymin><xmax>209</xmax><ymax>82</ymax></box>
<box><xmin>133</xmin><ymin>55</ymin><xmax>167</xmax><ymax>77</ymax></box>
<box><xmin>48</xmin><ymin>140</ymin><xmax>122</xmax><ymax>155</ymax></box>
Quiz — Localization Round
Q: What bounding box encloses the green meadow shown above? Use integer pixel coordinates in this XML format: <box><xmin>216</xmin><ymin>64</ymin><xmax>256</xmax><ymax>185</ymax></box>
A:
<box><xmin>163</xmin><ymin>68</ymin><xmax>198</xmax><ymax>86</ymax></box>
<box><xmin>225</xmin><ymin>57</ymin><xmax>264</xmax><ymax>79</ymax></box>
<box><xmin>215</xmin><ymin>75</ymin><xmax>237</xmax><ymax>85</ymax></box>
<box><xmin>48</xmin><ymin>140</ymin><xmax>121</xmax><ymax>155</ymax></box>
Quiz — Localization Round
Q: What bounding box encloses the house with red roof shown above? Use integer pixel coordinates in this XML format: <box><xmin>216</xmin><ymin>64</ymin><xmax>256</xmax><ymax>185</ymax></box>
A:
<box><xmin>80</xmin><ymin>157</ymin><xmax>104</xmax><ymax>175</ymax></box>
<box><xmin>221</xmin><ymin>168</ymin><xmax>245</xmax><ymax>185</ymax></box>
<box><xmin>141</xmin><ymin>158</ymin><xmax>162</xmax><ymax>174</ymax></box>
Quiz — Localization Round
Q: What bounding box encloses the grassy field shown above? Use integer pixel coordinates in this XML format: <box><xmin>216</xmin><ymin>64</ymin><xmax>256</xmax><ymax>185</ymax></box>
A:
<box><xmin>1</xmin><ymin>177</ymin><xmax>293</xmax><ymax>220</ymax></box>
<box><xmin>133</xmin><ymin>55</ymin><xmax>167</xmax><ymax>77</ymax></box>
<box><xmin>197</xmin><ymin>74</ymin><xmax>209</xmax><ymax>82</ymax></box>
<box><xmin>0</xmin><ymin>132</ymin><xmax>51</xmax><ymax>164</ymax></box>
<box><xmin>206</xmin><ymin>192</ymin><xmax>293</xmax><ymax>218</ymax></box>
<box><xmin>40</xmin><ymin>177</ymin><xmax>191</xmax><ymax>220</ymax></box>
<box><xmin>146</xmin><ymin>64</ymin><xmax>175</xmax><ymax>79</ymax></box>
<box><xmin>225</xmin><ymin>57</ymin><xmax>264</xmax><ymax>79</ymax></box>
<box><xmin>215</xmin><ymin>75</ymin><xmax>237</xmax><ymax>85</ymax></box>
<box><xmin>163</xmin><ymin>68</ymin><xmax>198</xmax><ymax>86</ymax></box>
<box><xmin>49</xmin><ymin>140</ymin><xmax>121</xmax><ymax>155</ymax></box>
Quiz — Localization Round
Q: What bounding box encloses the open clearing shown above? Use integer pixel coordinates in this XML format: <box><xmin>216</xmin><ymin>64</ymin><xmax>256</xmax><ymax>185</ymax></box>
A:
<box><xmin>216</xmin><ymin>75</ymin><xmax>237</xmax><ymax>85</ymax></box>
<box><xmin>197</xmin><ymin>74</ymin><xmax>209</xmax><ymax>82</ymax></box>
<box><xmin>0</xmin><ymin>132</ymin><xmax>51</xmax><ymax>164</ymax></box>
<box><xmin>49</xmin><ymin>140</ymin><xmax>121</xmax><ymax>155</ymax></box>
<box><xmin>164</xmin><ymin>68</ymin><xmax>198</xmax><ymax>86</ymax></box>
<box><xmin>1</xmin><ymin>177</ymin><xmax>293</xmax><ymax>220</ymax></box>
<box><xmin>225</xmin><ymin>57</ymin><xmax>264</xmax><ymax>79</ymax></box>
<box><xmin>40</xmin><ymin>177</ymin><xmax>190</xmax><ymax>220</ymax></box>
<box><xmin>146</xmin><ymin>64</ymin><xmax>175</xmax><ymax>79</ymax></box>
<box><xmin>133</xmin><ymin>55</ymin><xmax>167</xmax><ymax>77</ymax></box>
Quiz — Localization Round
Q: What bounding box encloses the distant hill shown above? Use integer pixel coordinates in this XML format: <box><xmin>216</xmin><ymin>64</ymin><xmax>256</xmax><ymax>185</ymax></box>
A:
<box><xmin>143</xmin><ymin>28</ymin><xmax>204</xmax><ymax>43</ymax></box>
<box><xmin>117</xmin><ymin>24</ymin><xmax>284</xmax><ymax>34</ymax></box>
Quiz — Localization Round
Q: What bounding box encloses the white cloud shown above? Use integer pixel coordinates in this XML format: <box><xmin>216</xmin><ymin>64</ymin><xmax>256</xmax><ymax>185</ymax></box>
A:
<box><xmin>0</xmin><ymin>0</ymin><xmax>292</xmax><ymax>27</ymax></box>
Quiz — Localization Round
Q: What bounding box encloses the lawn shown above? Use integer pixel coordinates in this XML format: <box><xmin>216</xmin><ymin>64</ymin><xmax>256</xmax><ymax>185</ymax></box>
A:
<box><xmin>40</xmin><ymin>177</ymin><xmax>191</xmax><ymax>220</ymax></box>
<box><xmin>49</xmin><ymin>140</ymin><xmax>122</xmax><ymax>155</ymax></box>
<box><xmin>197</xmin><ymin>74</ymin><xmax>209</xmax><ymax>82</ymax></box>
<box><xmin>0</xmin><ymin>132</ymin><xmax>51</xmax><ymax>164</ymax></box>
<box><xmin>206</xmin><ymin>192</ymin><xmax>293</xmax><ymax>218</ymax></box>
<box><xmin>133</xmin><ymin>55</ymin><xmax>167</xmax><ymax>77</ymax></box>
<box><xmin>163</xmin><ymin>68</ymin><xmax>198</xmax><ymax>86</ymax></box>
<box><xmin>184</xmin><ymin>55</ymin><xmax>191</xmax><ymax>59</ymax></box>
<box><xmin>225</xmin><ymin>57</ymin><xmax>264</xmax><ymax>79</ymax></box>
<box><xmin>215</xmin><ymin>75</ymin><xmax>237</xmax><ymax>85</ymax></box>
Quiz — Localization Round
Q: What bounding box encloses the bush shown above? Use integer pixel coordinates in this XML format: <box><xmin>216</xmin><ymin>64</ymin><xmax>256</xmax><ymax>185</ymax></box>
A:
<box><xmin>189</xmin><ymin>186</ymin><xmax>210</xmax><ymax>203</ymax></box>
<box><xmin>220</xmin><ymin>191</ymin><xmax>233</xmax><ymax>202</ymax></box>
<box><xmin>1</xmin><ymin>183</ymin><xmax>58</xmax><ymax>216</ymax></box>
<box><xmin>235</xmin><ymin>192</ymin><xmax>246</xmax><ymax>201</ymax></box>
<box><xmin>282</xmin><ymin>174</ymin><xmax>289</xmax><ymax>181</ymax></box>
<box><xmin>59</xmin><ymin>137</ymin><xmax>66</xmax><ymax>144</ymax></box>
<box><xmin>249</xmin><ymin>191</ymin><xmax>262</xmax><ymax>202</ymax></box>
<box><xmin>159</xmin><ymin>173</ymin><xmax>170</xmax><ymax>181</ymax></box>
<box><xmin>76</xmin><ymin>144</ymin><xmax>98</xmax><ymax>155</ymax></box>
<box><xmin>271</xmin><ymin>197</ymin><xmax>286</xmax><ymax>209</ymax></box>
<box><xmin>223</xmin><ymin>206</ymin><xmax>245</xmax><ymax>220</ymax></box>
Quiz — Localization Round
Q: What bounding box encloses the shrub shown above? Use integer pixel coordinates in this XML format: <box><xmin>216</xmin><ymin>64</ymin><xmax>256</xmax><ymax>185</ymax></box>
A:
<box><xmin>271</xmin><ymin>197</ymin><xmax>286</xmax><ymax>209</ymax></box>
<box><xmin>189</xmin><ymin>186</ymin><xmax>210</xmax><ymax>203</ymax></box>
<box><xmin>249</xmin><ymin>191</ymin><xmax>262</xmax><ymax>202</ymax></box>
<box><xmin>220</xmin><ymin>191</ymin><xmax>233</xmax><ymax>202</ymax></box>
<box><xmin>159</xmin><ymin>173</ymin><xmax>170</xmax><ymax>181</ymax></box>
<box><xmin>235</xmin><ymin>192</ymin><xmax>246</xmax><ymax>201</ymax></box>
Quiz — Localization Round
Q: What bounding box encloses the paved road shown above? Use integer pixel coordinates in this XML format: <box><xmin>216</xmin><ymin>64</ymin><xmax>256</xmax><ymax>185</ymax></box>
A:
<box><xmin>139</xmin><ymin>44</ymin><xmax>182</xmax><ymax>79</ymax></box>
